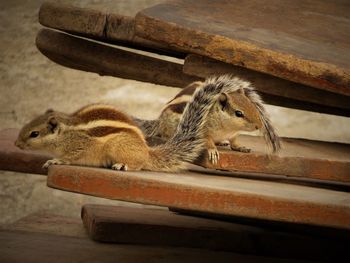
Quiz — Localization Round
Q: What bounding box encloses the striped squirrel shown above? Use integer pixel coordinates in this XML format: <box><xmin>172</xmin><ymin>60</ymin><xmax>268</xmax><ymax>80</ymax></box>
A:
<box><xmin>14</xmin><ymin>76</ymin><xmax>228</xmax><ymax>171</ymax></box>
<box><xmin>135</xmin><ymin>75</ymin><xmax>281</xmax><ymax>164</ymax></box>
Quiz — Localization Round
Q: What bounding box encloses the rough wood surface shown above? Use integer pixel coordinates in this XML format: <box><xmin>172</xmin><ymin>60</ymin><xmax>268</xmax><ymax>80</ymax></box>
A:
<box><xmin>1</xmin><ymin>129</ymin><xmax>349</xmax><ymax>185</ymax></box>
<box><xmin>47</xmin><ymin>165</ymin><xmax>350</xmax><ymax>229</ymax></box>
<box><xmin>81</xmin><ymin>204</ymin><xmax>347</xmax><ymax>260</ymax></box>
<box><xmin>135</xmin><ymin>0</ymin><xmax>350</xmax><ymax>95</ymax></box>
<box><xmin>38</xmin><ymin>2</ymin><xmax>185</xmax><ymax>58</ymax></box>
<box><xmin>36</xmin><ymin>29</ymin><xmax>199</xmax><ymax>88</ymax></box>
<box><xmin>184</xmin><ymin>54</ymin><xmax>350</xmax><ymax>117</ymax></box>
<box><xmin>197</xmin><ymin>136</ymin><xmax>350</xmax><ymax>183</ymax></box>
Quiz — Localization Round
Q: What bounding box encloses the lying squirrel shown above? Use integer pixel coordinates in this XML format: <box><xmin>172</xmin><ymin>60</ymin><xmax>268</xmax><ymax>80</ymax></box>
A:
<box><xmin>15</xmin><ymin>76</ymin><xmax>228</xmax><ymax>171</ymax></box>
<box><xmin>135</xmin><ymin>75</ymin><xmax>281</xmax><ymax>164</ymax></box>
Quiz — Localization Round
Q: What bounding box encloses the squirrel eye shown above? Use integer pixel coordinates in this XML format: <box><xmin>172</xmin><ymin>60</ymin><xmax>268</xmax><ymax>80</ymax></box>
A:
<box><xmin>235</xmin><ymin>110</ymin><xmax>244</xmax><ymax>118</ymax></box>
<box><xmin>29</xmin><ymin>131</ymin><xmax>39</xmax><ymax>138</ymax></box>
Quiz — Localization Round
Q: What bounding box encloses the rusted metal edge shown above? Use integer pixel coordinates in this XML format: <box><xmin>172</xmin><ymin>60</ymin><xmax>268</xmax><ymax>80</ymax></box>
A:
<box><xmin>38</xmin><ymin>2</ymin><xmax>186</xmax><ymax>58</ymax></box>
<box><xmin>184</xmin><ymin>54</ymin><xmax>350</xmax><ymax>116</ymax></box>
<box><xmin>36</xmin><ymin>28</ymin><xmax>199</xmax><ymax>88</ymax></box>
<box><xmin>135</xmin><ymin>11</ymin><xmax>350</xmax><ymax>96</ymax></box>
<box><xmin>47</xmin><ymin>165</ymin><xmax>350</xmax><ymax>230</ymax></box>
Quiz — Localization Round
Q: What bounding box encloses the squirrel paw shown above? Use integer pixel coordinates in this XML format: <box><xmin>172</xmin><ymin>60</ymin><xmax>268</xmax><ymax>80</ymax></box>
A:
<box><xmin>42</xmin><ymin>159</ymin><xmax>67</xmax><ymax>169</ymax></box>
<box><xmin>208</xmin><ymin>148</ymin><xmax>220</xmax><ymax>165</ymax></box>
<box><xmin>112</xmin><ymin>163</ymin><xmax>128</xmax><ymax>171</ymax></box>
<box><xmin>231</xmin><ymin>146</ymin><xmax>251</xmax><ymax>153</ymax></box>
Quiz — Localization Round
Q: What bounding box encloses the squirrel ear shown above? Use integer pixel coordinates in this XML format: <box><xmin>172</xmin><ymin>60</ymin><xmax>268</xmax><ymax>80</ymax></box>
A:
<box><xmin>47</xmin><ymin>116</ymin><xmax>59</xmax><ymax>133</ymax></box>
<box><xmin>46</xmin><ymin>109</ymin><xmax>54</xmax><ymax>114</ymax></box>
<box><xmin>219</xmin><ymin>93</ymin><xmax>228</xmax><ymax>110</ymax></box>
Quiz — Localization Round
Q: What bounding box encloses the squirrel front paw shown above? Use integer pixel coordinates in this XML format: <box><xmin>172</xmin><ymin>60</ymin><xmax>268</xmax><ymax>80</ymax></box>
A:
<box><xmin>42</xmin><ymin>158</ymin><xmax>68</xmax><ymax>169</ymax></box>
<box><xmin>231</xmin><ymin>146</ymin><xmax>251</xmax><ymax>153</ymax></box>
<box><xmin>208</xmin><ymin>148</ymin><xmax>220</xmax><ymax>165</ymax></box>
<box><xmin>112</xmin><ymin>163</ymin><xmax>128</xmax><ymax>171</ymax></box>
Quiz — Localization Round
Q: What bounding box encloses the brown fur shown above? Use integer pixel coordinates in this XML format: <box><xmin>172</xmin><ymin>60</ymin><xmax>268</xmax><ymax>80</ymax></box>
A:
<box><xmin>86</xmin><ymin>126</ymin><xmax>134</xmax><ymax>137</ymax></box>
<box><xmin>72</xmin><ymin>104</ymin><xmax>136</xmax><ymax>125</ymax></box>
<box><xmin>138</xmin><ymin>75</ymin><xmax>280</xmax><ymax>165</ymax></box>
<box><xmin>15</xmin><ymin>77</ymin><xmax>226</xmax><ymax>171</ymax></box>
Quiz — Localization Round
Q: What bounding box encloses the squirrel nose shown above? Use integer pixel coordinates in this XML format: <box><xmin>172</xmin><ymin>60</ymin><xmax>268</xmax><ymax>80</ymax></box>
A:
<box><xmin>255</xmin><ymin>125</ymin><xmax>259</xmax><ymax>130</ymax></box>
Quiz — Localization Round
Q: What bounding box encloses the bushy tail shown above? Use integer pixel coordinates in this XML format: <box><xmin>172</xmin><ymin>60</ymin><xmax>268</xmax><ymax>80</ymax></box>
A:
<box><xmin>133</xmin><ymin>117</ymin><xmax>160</xmax><ymax>137</ymax></box>
<box><xmin>244</xmin><ymin>88</ymin><xmax>281</xmax><ymax>153</ymax></box>
<box><xmin>144</xmin><ymin>76</ymin><xmax>227</xmax><ymax>171</ymax></box>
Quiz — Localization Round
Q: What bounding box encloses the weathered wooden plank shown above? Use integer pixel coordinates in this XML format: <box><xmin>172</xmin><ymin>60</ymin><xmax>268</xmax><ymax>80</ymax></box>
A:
<box><xmin>36</xmin><ymin>28</ymin><xmax>199</xmax><ymax>88</ymax></box>
<box><xmin>135</xmin><ymin>0</ymin><xmax>350</xmax><ymax>96</ymax></box>
<box><xmin>1</xmin><ymin>129</ymin><xmax>350</xmax><ymax>185</ymax></box>
<box><xmin>197</xmin><ymin>136</ymin><xmax>350</xmax><ymax>183</ymax></box>
<box><xmin>38</xmin><ymin>2</ymin><xmax>185</xmax><ymax>58</ymax></box>
<box><xmin>81</xmin><ymin>204</ymin><xmax>347</xmax><ymax>260</ymax></box>
<box><xmin>47</xmin><ymin>165</ymin><xmax>350</xmax><ymax>229</ymax></box>
<box><xmin>184</xmin><ymin>54</ymin><xmax>350</xmax><ymax>117</ymax></box>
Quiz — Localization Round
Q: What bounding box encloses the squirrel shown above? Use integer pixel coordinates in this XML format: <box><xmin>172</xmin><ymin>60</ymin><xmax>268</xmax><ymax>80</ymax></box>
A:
<box><xmin>135</xmin><ymin>75</ymin><xmax>281</xmax><ymax>164</ymax></box>
<box><xmin>14</xmin><ymin>76</ymin><xmax>229</xmax><ymax>171</ymax></box>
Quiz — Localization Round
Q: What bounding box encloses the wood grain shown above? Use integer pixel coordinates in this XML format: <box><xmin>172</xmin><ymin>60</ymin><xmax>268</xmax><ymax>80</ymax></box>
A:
<box><xmin>36</xmin><ymin>29</ymin><xmax>199</xmax><ymax>88</ymax></box>
<box><xmin>38</xmin><ymin>2</ymin><xmax>186</xmax><ymax>58</ymax></box>
<box><xmin>81</xmin><ymin>204</ymin><xmax>347</xmax><ymax>260</ymax></box>
<box><xmin>135</xmin><ymin>0</ymin><xmax>350</xmax><ymax>95</ymax></box>
<box><xmin>47</xmin><ymin>165</ymin><xmax>350</xmax><ymax>229</ymax></box>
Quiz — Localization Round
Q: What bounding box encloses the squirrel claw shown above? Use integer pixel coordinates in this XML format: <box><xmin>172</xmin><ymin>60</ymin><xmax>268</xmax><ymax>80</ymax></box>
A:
<box><xmin>208</xmin><ymin>149</ymin><xmax>219</xmax><ymax>165</ymax></box>
<box><xmin>42</xmin><ymin>159</ymin><xmax>66</xmax><ymax>169</ymax></box>
<box><xmin>231</xmin><ymin>146</ymin><xmax>251</xmax><ymax>153</ymax></box>
<box><xmin>112</xmin><ymin>163</ymin><xmax>128</xmax><ymax>171</ymax></box>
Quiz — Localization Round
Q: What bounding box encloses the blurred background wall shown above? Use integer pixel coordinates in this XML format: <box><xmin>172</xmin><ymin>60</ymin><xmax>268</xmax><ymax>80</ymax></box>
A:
<box><xmin>1</xmin><ymin>0</ymin><xmax>349</xmax><ymax>225</ymax></box>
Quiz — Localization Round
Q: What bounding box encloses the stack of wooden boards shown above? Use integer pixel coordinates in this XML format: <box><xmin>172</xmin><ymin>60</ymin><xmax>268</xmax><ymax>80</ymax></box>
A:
<box><xmin>1</xmin><ymin>1</ymin><xmax>350</xmax><ymax>260</ymax></box>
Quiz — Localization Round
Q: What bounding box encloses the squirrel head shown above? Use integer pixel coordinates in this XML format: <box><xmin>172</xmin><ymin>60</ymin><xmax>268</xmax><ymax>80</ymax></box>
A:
<box><xmin>15</xmin><ymin>109</ymin><xmax>62</xmax><ymax>151</ymax></box>
<box><xmin>218</xmin><ymin>88</ymin><xmax>263</xmax><ymax>132</ymax></box>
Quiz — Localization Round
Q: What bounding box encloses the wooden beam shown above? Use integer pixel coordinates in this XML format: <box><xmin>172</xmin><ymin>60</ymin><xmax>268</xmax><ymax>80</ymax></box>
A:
<box><xmin>38</xmin><ymin>2</ymin><xmax>186</xmax><ymax>58</ymax></box>
<box><xmin>197</xmin><ymin>135</ymin><xmax>350</xmax><ymax>184</ymax></box>
<box><xmin>81</xmin><ymin>204</ymin><xmax>348</xmax><ymax>260</ymax></box>
<box><xmin>135</xmin><ymin>0</ymin><xmax>350</xmax><ymax>96</ymax></box>
<box><xmin>47</xmin><ymin>165</ymin><xmax>350</xmax><ymax>230</ymax></box>
<box><xmin>184</xmin><ymin>54</ymin><xmax>350</xmax><ymax>117</ymax></box>
<box><xmin>1</xmin><ymin>129</ymin><xmax>349</xmax><ymax>186</ymax></box>
<box><xmin>36</xmin><ymin>29</ymin><xmax>199</xmax><ymax>87</ymax></box>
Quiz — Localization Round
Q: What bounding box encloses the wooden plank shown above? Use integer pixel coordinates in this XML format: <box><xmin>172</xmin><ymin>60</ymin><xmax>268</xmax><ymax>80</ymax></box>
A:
<box><xmin>1</xmin><ymin>230</ymin><xmax>291</xmax><ymax>263</ymax></box>
<box><xmin>1</xmin><ymin>129</ymin><xmax>350</xmax><ymax>185</ymax></box>
<box><xmin>184</xmin><ymin>54</ymin><xmax>350</xmax><ymax>117</ymax></box>
<box><xmin>81</xmin><ymin>204</ymin><xmax>347</xmax><ymax>260</ymax></box>
<box><xmin>47</xmin><ymin>165</ymin><xmax>350</xmax><ymax>229</ymax></box>
<box><xmin>197</xmin><ymin>135</ymin><xmax>350</xmax><ymax>184</ymax></box>
<box><xmin>36</xmin><ymin>28</ymin><xmax>199</xmax><ymax>88</ymax></box>
<box><xmin>135</xmin><ymin>0</ymin><xmax>350</xmax><ymax>96</ymax></box>
<box><xmin>0</xmin><ymin>129</ymin><xmax>48</xmax><ymax>175</ymax></box>
<box><xmin>38</xmin><ymin>2</ymin><xmax>185</xmax><ymax>58</ymax></box>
